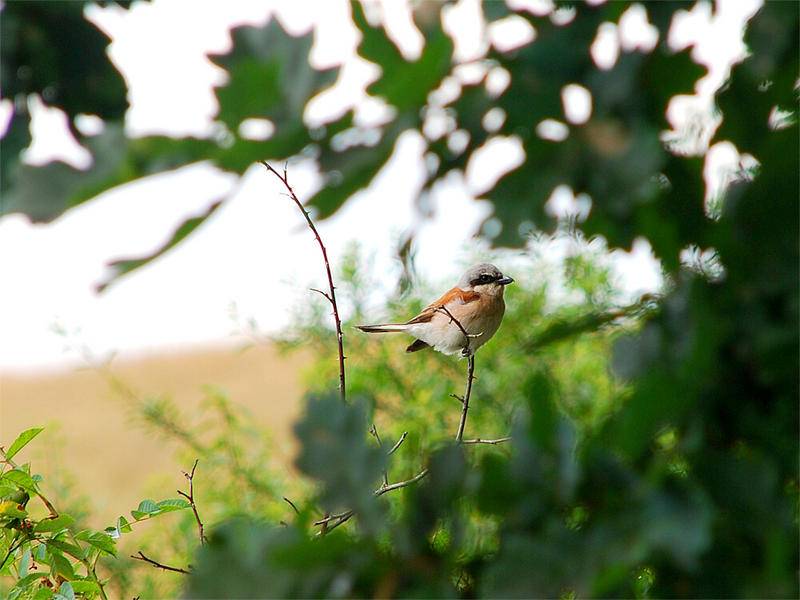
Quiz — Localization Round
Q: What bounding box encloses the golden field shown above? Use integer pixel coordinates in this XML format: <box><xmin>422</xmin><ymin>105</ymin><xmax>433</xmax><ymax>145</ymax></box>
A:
<box><xmin>0</xmin><ymin>343</ymin><xmax>308</xmax><ymax>527</ymax></box>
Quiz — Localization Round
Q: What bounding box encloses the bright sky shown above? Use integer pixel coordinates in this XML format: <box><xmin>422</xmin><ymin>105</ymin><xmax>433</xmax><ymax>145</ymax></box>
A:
<box><xmin>0</xmin><ymin>0</ymin><xmax>759</xmax><ymax>373</ymax></box>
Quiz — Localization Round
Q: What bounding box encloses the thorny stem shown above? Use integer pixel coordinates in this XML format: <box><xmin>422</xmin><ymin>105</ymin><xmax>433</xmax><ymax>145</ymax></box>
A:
<box><xmin>432</xmin><ymin>306</ymin><xmax>477</xmax><ymax>443</ymax></box>
<box><xmin>455</xmin><ymin>355</ymin><xmax>475</xmax><ymax>442</ymax></box>
<box><xmin>177</xmin><ymin>459</ymin><xmax>206</xmax><ymax>545</ymax></box>
<box><xmin>261</xmin><ymin>161</ymin><xmax>347</xmax><ymax>404</ymax></box>
<box><xmin>131</xmin><ymin>551</ymin><xmax>191</xmax><ymax>575</ymax></box>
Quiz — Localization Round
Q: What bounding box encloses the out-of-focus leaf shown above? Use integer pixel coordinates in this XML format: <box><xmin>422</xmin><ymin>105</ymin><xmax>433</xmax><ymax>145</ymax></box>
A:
<box><xmin>294</xmin><ymin>392</ymin><xmax>386</xmax><ymax>532</ymax></box>
<box><xmin>309</xmin><ymin>117</ymin><xmax>411</xmax><ymax>219</ymax></box>
<box><xmin>208</xmin><ymin>19</ymin><xmax>339</xmax><ymax>173</ymax></box>
<box><xmin>2</xmin><ymin>124</ymin><xmax>129</xmax><ymax>222</ymax></box>
<box><xmin>0</xmin><ymin>106</ymin><xmax>31</xmax><ymax>195</ymax></box>
<box><xmin>96</xmin><ymin>199</ymin><xmax>224</xmax><ymax>292</ymax></box>
<box><xmin>186</xmin><ymin>518</ymin><xmax>380</xmax><ymax>599</ymax></box>
<box><xmin>1</xmin><ymin>1</ymin><xmax>128</xmax><ymax>120</ymax></box>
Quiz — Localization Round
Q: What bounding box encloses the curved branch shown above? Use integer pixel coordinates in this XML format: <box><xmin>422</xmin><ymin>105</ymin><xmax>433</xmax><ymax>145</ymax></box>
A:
<box><xmin>261</xmin><ymin>162</ymin><xmax>346</xmax><ymax>404</ymax></box>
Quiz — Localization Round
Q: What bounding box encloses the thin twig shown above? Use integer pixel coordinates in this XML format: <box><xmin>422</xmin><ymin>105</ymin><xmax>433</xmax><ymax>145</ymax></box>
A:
<box><xmin>461</xmin><ymin>437</ymin><xmax>511</xmax><ymax>445</ymax></box>
<box><xmin>0</xmin><ymin>535</ymin><xmax>23</xmax><ymax>571</ymax></box>
<box><xmin>316</xmin><ymin>469</ymin><xmax>429</xmax><ymax>535</ymax></box>
<box><xmin>130</xmin><ymin>551</ymin><xmax>190</xmax><ymax>575</ymax></box>
<box><xmin>387</xmin><ymin>431</ymin><xmax>408</xmax><ymax>456</ymax></box>
<box><xmin>455</xmin><ymin>355</ymin><xmax>475</xmax><ymax>442</ymax></box>
<box><xmin>375</xmin><ymin>469</ymin><xmax>429</xmax><ymax>496</ymax></box>
<box><xmin>313</xmin><ymin>511</ymin><xmax>352</xmax><ymax>526</ymax></box>
<box><xmin>177</xmin><ymin>459</ymin><xmax>206</xmax><ymax>545</ymax></box>
<box><xmin>283</xmin><ymin>496</ymin><xmax>300</xmax><ymax>515</ymax></box>
<box><xmin>262</xmin><ymin>161</ymin><xmax>346</xmax><ymax>404</ymax></box>
<box><xmin>325</xmin><ymin>511</ymin><xmax>355</xmax><ymax>533</ymax></box>
<box><xmin>431</xmin><ymin>306</ymin><xmax>477</xmax><ymax>442</ymax></box>
<box><xmin>369</xmin><ymin>424</ymin><xmax>389</xmax><ymax>487</ymax></box>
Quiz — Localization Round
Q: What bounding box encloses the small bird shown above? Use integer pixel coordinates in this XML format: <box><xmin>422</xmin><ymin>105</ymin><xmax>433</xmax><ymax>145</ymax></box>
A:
<box><xmin>356</xmin><ymin>263</ymin><xmax>514</xmax><ymax>357</ymax></box>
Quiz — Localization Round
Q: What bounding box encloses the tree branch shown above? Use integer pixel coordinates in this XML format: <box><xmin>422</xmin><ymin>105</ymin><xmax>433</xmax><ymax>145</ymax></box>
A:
<box><xmin>369</xmin><ymin>424</ymin><xmax>389</xmax><ymax>487</ymax></box>
<box><xmin>461</xmin><ymin>437</ymin><xmax>511</xmax><ymax>445</ymax></box>
<box><xmin>130</xmin><ymin>551</ymin><xmax>190</xmax><ymax>575</ymax></box>
<box><xmin>261</xmin><ymin>161</ymin><xmax>347</xmax><ymax>404</ymax></box>
<box><xmin>387</xmin><ymin>431</ymin><xmax>408</xmax><ymax>456</ymax></box>
<box><xmin>431</xmin><ymin>306</ymin><xmax>477</xmax><ymax>442</ymax></box>
<box><xmin>375</xmin><ymin>469</ymin><xmax>429</xmax><ymax>496</ymax></box>
<box><xmin>455</xmin><ymin>355</ymin><xmax>475</xmax><ymax>442</ymax></box>
<box><xmin>283</xmin><ymin>496</ymin><xmax>300</xmax><ymax>515</ymax></box>
<box><xmin>176</xmin><ymin>459</ymin><xmax>206</xmax><ymax>545</ymax></box>
<box><xmin>316</xmin><ymin>469</ymin><xmax>429</xmax><ymax>535</ymax></box>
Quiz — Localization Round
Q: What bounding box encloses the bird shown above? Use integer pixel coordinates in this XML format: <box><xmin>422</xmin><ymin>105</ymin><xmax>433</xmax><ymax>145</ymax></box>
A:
<box><xmin>356</xmin><ymin>263</ymin><xmax>514</xmax><ymax>357</ymax></box>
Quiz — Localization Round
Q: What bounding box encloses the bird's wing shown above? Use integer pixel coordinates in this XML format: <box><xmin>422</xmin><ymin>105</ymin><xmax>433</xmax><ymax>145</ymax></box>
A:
<box><xmin>405</xmin><ymin>287</ymin><xmax>480</xmax><ymax>324</ymax></box>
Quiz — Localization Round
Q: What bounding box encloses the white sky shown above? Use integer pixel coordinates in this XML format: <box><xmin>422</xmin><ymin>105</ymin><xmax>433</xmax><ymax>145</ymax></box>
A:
<box><xmin>0</xmin><ymin>0</ymin><xmax>759</xmax><ymax>373</ymax></box>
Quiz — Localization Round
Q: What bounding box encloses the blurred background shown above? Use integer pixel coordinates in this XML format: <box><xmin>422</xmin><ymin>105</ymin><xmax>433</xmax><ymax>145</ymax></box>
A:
<box><xmin>1</xmin><ymin>0</ymin><xmax>797</xmax><ymax>598</ymax></box>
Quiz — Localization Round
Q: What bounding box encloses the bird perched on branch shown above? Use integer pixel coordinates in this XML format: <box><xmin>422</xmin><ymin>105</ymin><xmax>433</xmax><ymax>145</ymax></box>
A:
<box><xmin>356</xmin><ymin>263</ymin><xmax>514</xmax><ymax>357</ymax></box>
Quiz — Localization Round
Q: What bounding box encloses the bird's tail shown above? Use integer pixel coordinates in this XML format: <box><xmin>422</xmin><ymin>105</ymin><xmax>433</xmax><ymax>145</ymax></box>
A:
<box><xmin>355</xmin><ymin>323</ymin><xmax>409</xmax><ymax>334</ymax></box>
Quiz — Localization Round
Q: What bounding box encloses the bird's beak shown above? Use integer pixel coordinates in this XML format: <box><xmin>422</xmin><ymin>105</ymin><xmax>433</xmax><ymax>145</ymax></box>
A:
<box><xmin>497</xmin><ymin>276</ymin><xmax>514</xmax><ymax>286</ymax></box>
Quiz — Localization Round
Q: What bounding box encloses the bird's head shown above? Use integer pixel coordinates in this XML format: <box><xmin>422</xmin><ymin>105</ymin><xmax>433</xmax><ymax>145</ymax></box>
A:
<box><xmin>458</xmin><ymin>263</ymin><xmax>514</xmax><ymax>293</ymax></box>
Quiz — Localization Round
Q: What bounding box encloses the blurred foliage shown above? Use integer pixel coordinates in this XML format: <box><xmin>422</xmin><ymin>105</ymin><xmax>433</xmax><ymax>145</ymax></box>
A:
<box><xmin>0</xmin><ymin>428</ymin><xmax>191</xmax><ymax>599</ymax></box>
<box><xmin>1</xmin><ymin>0</ymin><xmax>797</xmax><ymax>597</ymax></box>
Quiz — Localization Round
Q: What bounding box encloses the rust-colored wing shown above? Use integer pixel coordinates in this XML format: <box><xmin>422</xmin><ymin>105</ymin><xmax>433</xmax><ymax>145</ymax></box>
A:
<box><xmin>405</xmin><ymin>287</ymin><xmax>480</xmax><ymax>325</ymax></box>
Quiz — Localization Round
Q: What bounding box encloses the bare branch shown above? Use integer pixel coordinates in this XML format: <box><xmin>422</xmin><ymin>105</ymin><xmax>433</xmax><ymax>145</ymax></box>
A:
<box><xmin>387</xmin><ymin>431</ymin><xmax>408</xmax><ymax>456</ymax></box>
<box><xmin>310</xmin><ymin>287</ymin><xmax>333</xmax><ymax>303</ymax></box>
<box><xmin>313</xmin><ymin>511</ymin><xmax>352</xmax><ymax>526</ymax></box>
<box><xmin>430</xmin><ymin>306</ymin><xmax>477</xmax><ymax>442</ymax></box>
<box><xmin>369</xmin><ymin>424</ymin><xmax>389</xmax><ymax>487</ymax></box>
<box><xmin>461</xmin><ymin>437</ymin><xmax>511</xmax><ymax>445</ymax></box>
<box><xmin>178</xmin><ymin>459</ymin><xmax>207</xmax><ymax>545</ymax></box>
<box><xmin>455</xmin><ymin>355</ymin><xmax>475</xmax><ymax>442</ymax></box>
<box><xmin>375</xmin><ymin>469</ymin><xmax>429</xmax><ymax>496</ymax></box>
<box><xmin>261</xmin><ymin>161</ymin><xmax>347</xmax><ymax>403</ymax></box>
<box><xmin>283</xmin><ymin>496</ymin><xmax>300</xmax><ymax>515</ymax></box>
<box><xmin>131</xmin><ymin>551</ymin><xmax>190</xmax><ymax>575</ymax></box>
<box><xmin>316</xmin><ymin>468</ymin><xmax>429</xmax><ymax>535</ymax></box>
<box><xmin>325</xmin><ymin>511</ymin><xmax>354</xmax><ymax>533</ymax></box>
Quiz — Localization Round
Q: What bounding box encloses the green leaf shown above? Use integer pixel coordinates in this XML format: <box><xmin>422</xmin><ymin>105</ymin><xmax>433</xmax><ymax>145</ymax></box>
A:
<box><xmin>33</xmin><ymin>588</ymin><xmax>55</xmax><ymax>600</ymax></box>
<box><xmin>78</xmin><ymin>532</ymin><xmax>116</xmax><ymax>557</ymax></box>
<box><xmin>155</xmin><ymin>498</ymin><xmax>191</xmax><ymax>512</ymax></box>
<box><xmin>135</xmin><ymin>499</ymin><xmax>157</xmax><ymax>515</ymax></box>
<box><xmin>4</xmin><ymin>427</ymin><xmax>44</xmax><ymax>460</ymax></box>
<box><xmin>1</xmin><ymin>469</ymin><xmax>38</xmax><ymax>493</ymax></box>
<box><xmin>117</xmin><ymin>515</ymin><xmax>132</xmax><ymax>533</ymax></box>
<box><xmin>66</xmin><ymin>580</ymin><xmax>100</xmax><ymax>594</ymax></box>
<box><xmin>45</xmin><ymin>539</ymin><xmax>84</xmax><ymax>562</ymax></box>
<box><xmin>11</xmin><ymin>572</ymin><xmax>48</xmax><ymax>590</ymax></box>
<box><xmin>34</xmin><ymin>514</ymin><xmax>75</xmax><ymax>533</ymax></box>
<box><xmin>48</xmin><ymin>549</ymin><xmax>75</xmax><ymax>580</ymax></box>
<box><xmin>54</xmin><ymin>581</ymin><xmax>75</xmax><ymax>600</ymax></box>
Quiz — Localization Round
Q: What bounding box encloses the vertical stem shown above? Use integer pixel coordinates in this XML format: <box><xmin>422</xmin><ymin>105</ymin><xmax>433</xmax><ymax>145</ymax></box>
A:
<box><xmin>261</xmin><ymin>162</ymin><xmax>346</xmax><ymax>403</ymax></box>
<box><xmin>455</xmin><ymin>355</ymin><xmax>475</xmax><ymax>442</ymax></box>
